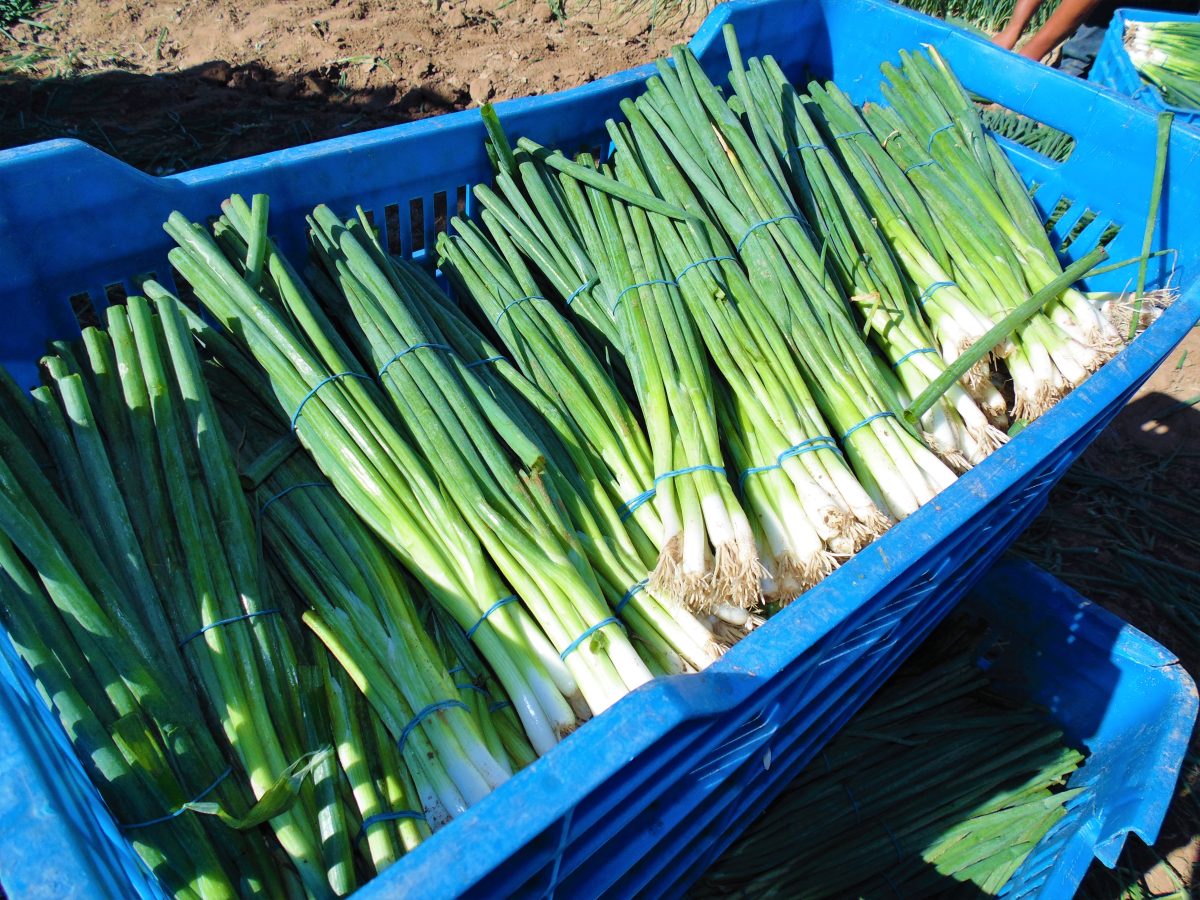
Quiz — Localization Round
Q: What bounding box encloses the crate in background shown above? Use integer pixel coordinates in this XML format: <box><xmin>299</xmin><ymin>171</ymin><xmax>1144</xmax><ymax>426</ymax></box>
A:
<box><xmin>1090</xmin><ymin>8</ymin><xmax>1200</xmax><ymax>130</ymax></box>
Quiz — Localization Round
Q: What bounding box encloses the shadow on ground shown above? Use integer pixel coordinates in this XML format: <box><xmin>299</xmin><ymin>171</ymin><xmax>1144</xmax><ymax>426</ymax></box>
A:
<box><xmin>0</xmin><ymin>60</ymin><xmax>467</xmax><ymax>173</ymax></box>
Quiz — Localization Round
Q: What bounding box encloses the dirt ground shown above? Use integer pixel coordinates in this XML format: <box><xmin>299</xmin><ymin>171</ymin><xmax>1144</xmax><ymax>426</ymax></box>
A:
<box><xmin>3</xmin><ymin>1</ymin><xmax>1200</xmax><ymax>896</ymax></box>
<box><xmin>0</xmin><ymin>0</ymin><xmax>707</xmax><ymax>173</ymax></box>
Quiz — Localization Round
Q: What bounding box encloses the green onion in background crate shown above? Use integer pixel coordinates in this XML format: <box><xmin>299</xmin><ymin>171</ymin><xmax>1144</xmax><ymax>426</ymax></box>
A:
<box><xmin>694</xmin><ymin>622</ymin><xmax>1085</xmax><ymax>898</ymax></box>
<box><xmin>1126</xmin><ymin>19</ymin><xmax>1200</xmax><ymax>109</ymax></box>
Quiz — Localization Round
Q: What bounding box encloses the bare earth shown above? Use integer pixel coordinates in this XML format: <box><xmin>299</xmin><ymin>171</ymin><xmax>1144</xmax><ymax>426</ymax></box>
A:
<box><xmin>1</xmin><ymin>0</ymin><xmax>706</xmax><ymax>172</ymax></box>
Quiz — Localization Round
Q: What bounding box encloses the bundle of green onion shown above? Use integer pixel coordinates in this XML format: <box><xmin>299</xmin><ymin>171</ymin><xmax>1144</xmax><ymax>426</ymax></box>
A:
<box><xmin>0</xmin><ymin>297</ymin><xmax>344</xmax><ymax>897</ymax></box>
<box><xmin>189</xmin><ymin>321</ymin><xmax>532</xmax><ymax>830</ymax></box>
<box><xmin>694</xmin><ymin>625</ymin><xmax>1085</xmax><ymax>897</ymax></box>
<box><xmin>1126</xmin><ymin>19</ymin><xmax>1200</xmax><ymax>110</ymax></box>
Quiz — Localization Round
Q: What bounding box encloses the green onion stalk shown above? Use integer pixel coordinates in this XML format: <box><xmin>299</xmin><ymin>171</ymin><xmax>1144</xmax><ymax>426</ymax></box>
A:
<box><xmin>203</xmin><ymin>350</ymin><xmax>529</xmax><ymax>828</ymax></box>
<box><xmin>1126</xmin><ymin>20</ymin><xmax>1200</xmax><ymax>109</ymax></box>
<box><xmin>115</xmin><ymin>295</ymin><xmax>333</xmax><ymax>896</ymax></box>
<box><xmin>417</xmin><ymin>230</ymin><xmax>727</xmax><ymax>658</ymax></box>
<box><xmin>160</xmin><ymin>200</ymin><xmax>580</xmax><ymax>756</ymax></box>
<box><xmin>316</xmin><ymin>643</ymin><xmax>430</xmax><ymax>876</ymax></box>
<box><xmin>301</xmin><ymin>203</ymin><xmax>655</xmax><ymax>711</ymax></box>
<box><xmin>623</xmin><ymin>37</ymin><xmax>957</xmax><ymax>522</ymax></box>
<box><xmin>422</xmin><ymin>598</ymin><xmax>539</xmax><ymax>771</ymax></box>
<box><xmin>874</xmin><ymin>49</ymin><xmax>1121</xmax><ymax>417</ymax></box>
<box><xmin>602</xmin><ymin>106</ymin><xmax>883</xmax><ymax>594</ymax></box>
<box><xmin>731</xmin><ymin>52</ymin><xmax>1007</xmax><ymax>467</ymax></box>
<box><xmin>471</xmin><ymin>130</ymin><xmax>766</xmax><ymax>612</ymax></box>
<box><xmin>907</xmin><ymin>47</ymin><xmax>1119</xmax><ymax>354</ymax></box>
<box><xmin>861</xmin><ymin>98</ymin><xmax>1079</xmax><ymax>420</ymax></box>
<box><xmin>978</xmin><ymin>105</ymin><xmax>1075</xmax><ymax>163</ymax></box>
<box><xmin>0</xmin><ymin>297</ymin><xmax>334</xmax><ymax>897</ymax></box>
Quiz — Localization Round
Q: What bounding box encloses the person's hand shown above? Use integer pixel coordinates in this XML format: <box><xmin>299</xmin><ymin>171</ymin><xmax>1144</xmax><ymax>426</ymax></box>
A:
<box><xmin>994</xmin><ymin>25</ymin><xmax>1023</xmax><ymax>50</ymax></box>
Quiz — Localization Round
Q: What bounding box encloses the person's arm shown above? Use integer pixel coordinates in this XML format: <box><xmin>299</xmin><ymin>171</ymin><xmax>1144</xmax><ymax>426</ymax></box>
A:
<box><xmin>994</xmin><ymin>0</ymin><xmax>1046</xmax><ymax>50</ymax></box>
<box><xmin>1018</xmin><ymin>0</ymin><xmax>1104</xmax><ymax>61</ymax></box>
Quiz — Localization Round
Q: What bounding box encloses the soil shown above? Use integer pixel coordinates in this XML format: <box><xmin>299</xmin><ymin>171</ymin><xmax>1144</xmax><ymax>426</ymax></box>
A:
<box><xmin>3</xmin><ymin>1</ymin><xmax>1200</xmax><ymax>895</ymax></box>
<box><xmin>0</xmin><ymin>0</ymin><xmax>707</xmax><ymax>173</ymax></box>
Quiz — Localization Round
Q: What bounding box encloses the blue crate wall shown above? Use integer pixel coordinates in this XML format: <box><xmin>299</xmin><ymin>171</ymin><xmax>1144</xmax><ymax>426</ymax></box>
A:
<box><xmin>1</xmin><ymin>0</ymin><xmax>1199</xmax><ymax>898</ymax></box>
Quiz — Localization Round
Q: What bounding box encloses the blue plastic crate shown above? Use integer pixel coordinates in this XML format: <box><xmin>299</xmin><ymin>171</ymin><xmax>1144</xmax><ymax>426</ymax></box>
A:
<box><xmin>694</xmin><ymin>558</ymin><xmax>1196</xmax><ymax>898</ymax></box>
<box><xmin>1090</xmin><ymin>8</ymin><xmax>1200</xmax><ymax>130</ymax></box>
<box><xmin>0</xmin><ymin>0</ymin><xmax>1198</xmax><ymax>896</ymax></box>
<box><xmin>980</xmin><ymin>561</ymin><xmax>1197</xmax><ymax>899</ymax></box>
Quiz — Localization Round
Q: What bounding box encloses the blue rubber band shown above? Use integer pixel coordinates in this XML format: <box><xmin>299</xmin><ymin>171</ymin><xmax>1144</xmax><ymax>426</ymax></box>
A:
<box><xmin>674</xmin><ymin>255</ymin><xmax>736</xmax><ymax>282</ymax></box>
<box><xmin>488</xmin><ymin>700</ymin><xmax>513</xmax><ymax>714</ymax></box>
<box><xmin>903</xmin><ymin>159</ymin><xmax>934</xmax><ymax>175</ymax></box>
<box><xmin>493</xmin><ymin>295</ymin><xmax>545</xmax><ymax>328</ymax></box>
<box><xmin>927</xmin><ymin>122</ymin><xmax>954</xmax><ymax>153</ymax></box>
<box><xmin>123</xmin><ymin>767</ymin><xmax>233</xmax><ymax>830</ymax></box>
<box><xmin>786</xmin><ymin>143</ymin><xmax>827</xmax><ymax>154</ymax></box>
<box><xmin>918</xmin><ymin>280</ymin><xmax>955</xmax><ymax>307</ymax></box>
<box><xmin>378</xmin><ymin>342</ymin><xmax>453</xmax><ymax>379</ymax></box>
<box><xmin>610</xmin><ymin>279</ymin><xmax>675</xmax><ymax>317</ymax></box>
<box><xmin>565</xmin><ymin>278</ymin><xmax>595</xmax><ymax>307</ymax></box>
<box><xmin>455</xmin><ymin>683</ymin><xmax>487</xmax><ymax>696</ymax></box>
<box><xmin>560</xmin><ymin>617</ymin><xmax>624</xmax><ymax>661</ymax></box>
<box><xmin>355</xmin><ymin>810</ymin><xmax>426</xmax><ymax>846</ymax></box>
<box><xmin>397</xmin><ymin>700</ymin><xmax>469</xmax><ymax>754</ymax></box>
<box><xmin>882</xmin><ymin>821</ymin><xmax>904</xmax><ymax>863</ymax></box>
<box><xmin>739</xmin><ymin>436</ymin><xmax>840</xmax><ymax>490</ymax></box>
<box><xmin>619</xmin><ymin>463</ymin><xmax>727</xmax><ymax>522</ymax></box>
<box><xmin>614</xmin><ymin>579</ymin><xmax>648</xmax><ymax>616</ymax></box>
<box><xmin>843</xmin><ymin>783</ymin><xmax>862</xmax><ymax>822</ymax></box>
<box><xmin>465</xmin><ymin>595</ymin><xmax>518</xmax><ymax>640</ymax></box>
<box><xmin>259</xmin><ymin>482</ymin><xmax>329</xmax><ymax>519</ymax></box>
<box><xmin>290</xmin><ymin>372</ymin><xmax>370</xmax><ymax>431</ymax></box>
<box><xmin>179</xmin><ymin>609</ymin><xmax>281</xmax><ymax>649</ymax></box>
<box><xmin>841</xmin><ymin>411</ymin><xmax>897</xmax><ymax>442</ymax></box>
<box><xmin>446</xmin><ymin>665</ymin><xmax>467</xmax><ymax>677</ymax></box>
<box><xmin>735</xmin><ymin>214</ymin><xmax>803</xmax><ymax>254</ymax></box>
<box><xmin>777</xmin><ymin>436</ymin><xmax>838</xmax><ymax>464</ymax></box>
<box><xmin>882</xmin><ymin>872</ymin><xmax>905</xmax><ymax>898</ymax></box>
<box><xmin>466</xmin><ymin>355</ymin><xmax>505</xmax><ymax>369</ymax></box>
<box><xmin>833</xmin><ymin>129</ymin><xmax>870</xmax><ymax>140</ymax></box>
<box><xmin>891</xmin><ymin>347</ymin><xmax>937</xmax><ymax>369</ymax></box>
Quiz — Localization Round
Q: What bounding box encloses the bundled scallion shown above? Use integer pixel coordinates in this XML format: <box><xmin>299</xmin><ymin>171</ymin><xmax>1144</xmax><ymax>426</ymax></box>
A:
<box><xmin>472</xmin><ymin>138</ymin><xmax>766</xmax><ymax>610</ymax></box>
<box><xmin>1126</xmin><ymin>19</ymin><xmax>1200</xmax><ymax>109</ymax></box>
<box><xmin>161</xmin><ymin>199</ymin><xmax>583</xmax><ymax>754</ymax></box>
<box><xmin>623</xmin><ymin>38</ymin><xmax>959</xmax><ymax>522</ymax></box>
<box><xmin>0</xmin><ymin>296</ymin><xmax>338</xmax><ymax>898</ymax></box>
